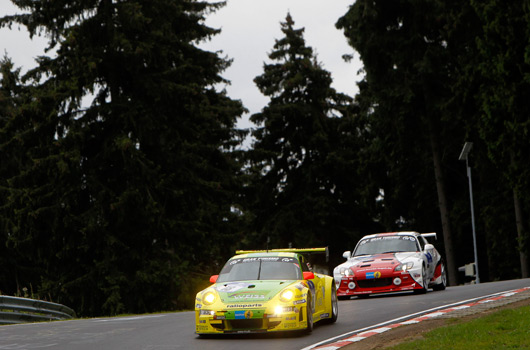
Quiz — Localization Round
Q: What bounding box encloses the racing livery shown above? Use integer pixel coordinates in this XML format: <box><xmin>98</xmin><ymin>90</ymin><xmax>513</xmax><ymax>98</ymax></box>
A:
<box><xmin>195</xmin><ymin>248</ymin><xmax>338</xmax><ymax>335</ymax></box>
<box><xmin>333</xmin><ymin>232</ymin><xmax>447</xmax><ymax>298</ymax></box>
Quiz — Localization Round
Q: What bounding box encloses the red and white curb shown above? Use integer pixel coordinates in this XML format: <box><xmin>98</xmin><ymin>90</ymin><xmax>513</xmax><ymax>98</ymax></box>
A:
<box><xmin>308</xmin><ymin>287</ymin><xmax>530</xmax><ymax>350</ymax></box>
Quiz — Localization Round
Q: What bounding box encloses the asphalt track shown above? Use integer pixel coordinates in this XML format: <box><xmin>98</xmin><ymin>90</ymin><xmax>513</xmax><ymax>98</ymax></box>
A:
<box><xmin>0</xmin><ymin>278</ymin><xmax>529</xmax><ymax>350</ymax></box>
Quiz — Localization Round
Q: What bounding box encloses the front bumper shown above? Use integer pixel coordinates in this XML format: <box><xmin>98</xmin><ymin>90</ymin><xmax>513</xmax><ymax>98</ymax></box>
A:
<box><xmin>195</xmin><ymin>306</ymin><xmax>309</xmax><ymax>334</ymax></box>
<box><xmin>335</xmin><ymin>270</ymin><xmax>422</xmax><ymax>296</ymax></box>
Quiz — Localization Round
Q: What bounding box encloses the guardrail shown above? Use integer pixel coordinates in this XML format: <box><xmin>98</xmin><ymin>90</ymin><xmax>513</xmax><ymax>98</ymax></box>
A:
<box><xmin>0</xmin><ymin>296</ymin><xmax>76</xmax><ymax>325</ymax></box>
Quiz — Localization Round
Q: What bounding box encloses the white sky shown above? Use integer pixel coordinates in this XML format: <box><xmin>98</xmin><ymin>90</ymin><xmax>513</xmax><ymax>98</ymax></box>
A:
<box><xmin>1</xmin><ymin>0</ymin><xmax>363</xmax><ymax>131</ymax></box>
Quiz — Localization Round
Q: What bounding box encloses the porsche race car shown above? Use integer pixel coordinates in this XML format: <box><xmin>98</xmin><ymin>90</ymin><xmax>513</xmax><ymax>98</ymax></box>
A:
<box><xmin>195</xmin><ymin>248</ymin><xmax>338</xmax><ymax>335</ymax></box>
<box><xmin>333</xmin><ymin>232</ymin><xmax>447</xmax><ymax>298</ymax></box>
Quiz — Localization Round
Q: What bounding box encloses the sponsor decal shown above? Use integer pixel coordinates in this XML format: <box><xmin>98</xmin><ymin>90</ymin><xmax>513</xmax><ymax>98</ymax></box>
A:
<box><xmin>425</xmin><ymin>252</ymin><xmax>433</xmax><ymax>263</ymax></box>
<box><xmin>283</xmin><ymin>322</ymin><xmax>298</xmax><ymax>329</ymax></box>
<box><xmin>229</xmin><ymin>291</ymin><xmax>267</xmax><ymax>299</ymax></box>
<box><xmin>199</xmin><ymin>320</ymin><xmax>206</xmax><ymax>324</ymax></box>
<box><xmin>308</xmin><ymin>280</ymin><xmax>316</xmax><ymax>295</ymax></box>
<box><xmin>293</xmin><ymin>299</ymin><xmax>306</xmax><ymax>305</ymax></box>
<box><xmin>226</xmin><ymin>303</ymin><xmax>263</xmax><ymax>308</ymax></box>
<box><xmin>214</xmin><ymin>315</ymin><xmax>225</xmax><ymax>320</ymax></box>
<box><xmin>216</xmin><ymin>283</ymin><xmax>247</xmax><ymax>293</ymax></box>
<box><xmin>227</xmin><ymin>309</ymin><xmax>264</xmax><ymax>320</ymax></box>
<box><xmin>196</xmin><ymin>304</ymin><xmax>202</xmax><ymax>309</ymax></box>
<box><xmin>320</xmin><ymin>313</ymin><xmax>330</xmax><ymax>319</ymax></box>
<box><xmin>365</xmin><ymin>271</ymin><xmax>382</xmax><ymax>279</ymax></box>
<box><xmin>197</xmin><ymin>325</ymin><xmax>209</xmax><ymax>331</ymax></box>
<box><xmin>294</xmin><ymin>283</ymin><xmax>305</xmax><ymax>291</ymax></box>
<box><xmin>234</xmin><ymin>311</ymin><xmax>246</xmax><ymax>319</ymax></box>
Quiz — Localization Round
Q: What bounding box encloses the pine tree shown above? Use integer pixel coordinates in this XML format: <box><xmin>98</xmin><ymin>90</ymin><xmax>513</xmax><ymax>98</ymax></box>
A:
<box><xmin>0</xmin><ymin>0</ymin><xmax>245</xmax><ymax>315</ymax></box>
<box><xmin>246</xmin><ymin>14</ymin><xmax>372</xmax><ymax>260</ymax></box>
<box><xmin>336</xmin><ymin>0</ymin><xmax>462</xmax><ymax>285</ymax></box>
<box><xmin>471</xmin><ymin>0</ymin><xmax>530</xmax><ymax>277</ymax></box>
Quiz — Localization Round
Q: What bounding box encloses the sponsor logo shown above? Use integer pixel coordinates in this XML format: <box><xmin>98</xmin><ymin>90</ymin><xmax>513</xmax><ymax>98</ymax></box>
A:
<box><xmin>216</xmin><ymin>283</ymin><xmax>247</xmax><ymax>293</ymax></box>
<box><xmin>294</xmin><ymin>299</ymin><xmax>306</xmax><ymax>305</ymax></box>
<box><xmin>366</xmin><ymin>271</ymin><xmax>382</xmax><ymax>279</ymax></box>
<box><xmin>226</xmin><ymin>303</ymin><xmax>263</xmax><ymax>308</ymax></box>
<box><xmin>320</xmin><ymin>313</ymin><xmax>330</xmax><ymax>319</ymax></box>
<box><xmin>229</xmin><ymin>291</ymin><xmax>266</xmax><ymax>300</ymax></box>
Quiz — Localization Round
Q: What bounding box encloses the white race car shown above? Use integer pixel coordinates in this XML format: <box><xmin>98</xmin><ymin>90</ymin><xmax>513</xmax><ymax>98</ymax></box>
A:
<box><xmin>333</xmin><ymin>232</ymin><xmax>447</xmax><ymax>298</ymax></box>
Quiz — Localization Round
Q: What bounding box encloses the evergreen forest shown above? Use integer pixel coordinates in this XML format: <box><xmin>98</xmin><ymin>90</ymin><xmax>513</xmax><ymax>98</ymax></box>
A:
<box><xmin>1</xmin><ymin>0</ymin><xmax>529</xmax><ymax>317</ymax></box>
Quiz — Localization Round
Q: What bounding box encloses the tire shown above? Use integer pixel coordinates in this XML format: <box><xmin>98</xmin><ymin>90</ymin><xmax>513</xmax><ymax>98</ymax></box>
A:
<box><xmin>305</xmin><ymin>296</ymin><xmax>313</xmax><ymax>333</ymax></box>
<box><xmin>433</xmin><ymin>262</ymin><xmax>447</xmax><ymax>291</ymax></box>
<box><xmin>324</xmin><ymin>284</ymin><xmax>338</xmax><ymax>324</ymax></box>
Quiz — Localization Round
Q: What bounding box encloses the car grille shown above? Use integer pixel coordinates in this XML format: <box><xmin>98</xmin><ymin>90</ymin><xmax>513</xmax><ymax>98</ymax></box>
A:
<box><xmin>358</xmin><ymin>278</ymin><xmax>393</xmax><ymax>288</ymax></box>
<box><xmin>230</xmin><ymin>319</ymin><xmax>263</xmax><ymax>330</ymax></box>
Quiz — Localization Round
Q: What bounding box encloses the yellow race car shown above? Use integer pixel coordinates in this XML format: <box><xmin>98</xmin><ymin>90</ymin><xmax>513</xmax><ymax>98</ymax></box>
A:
<box><xmin>195</xmin><ymin>248</ymin><xmax>338</xmax><ymax>335</ymax></box>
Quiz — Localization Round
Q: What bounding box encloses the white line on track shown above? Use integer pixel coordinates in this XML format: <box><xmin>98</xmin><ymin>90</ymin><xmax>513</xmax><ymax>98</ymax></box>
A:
<box><xmin>301</xmin><ymin>287</ymin><xmax>528</xmax><ymax>350</ymax></box>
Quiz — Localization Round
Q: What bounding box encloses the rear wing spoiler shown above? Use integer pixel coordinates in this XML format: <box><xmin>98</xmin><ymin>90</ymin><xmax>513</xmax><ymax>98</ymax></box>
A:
<box><xmin>421</xmin><ymin>232</ymin><xmax>437</xmax><ymax>240</ymax></box>
<box><xmin>235</xmin><ymin>247</ymin><xmax>329</xmax><ymax>262</ymax></box>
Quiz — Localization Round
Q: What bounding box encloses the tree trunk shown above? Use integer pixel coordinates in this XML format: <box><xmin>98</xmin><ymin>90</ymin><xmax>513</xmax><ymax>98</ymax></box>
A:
<box><xmin>513</xmin><ymin>189</ymin><xmax>529</xmax><ymax>278</ymax></box>
<box><xmin>428</xmin><ymin>123</ymin><xmax>458</xmax><ymax>286</ymax></box>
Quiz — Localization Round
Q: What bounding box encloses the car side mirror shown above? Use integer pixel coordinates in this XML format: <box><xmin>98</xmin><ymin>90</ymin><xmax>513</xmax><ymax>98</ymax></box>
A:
<box><xmin>343</xmin><ymin>251</ymin><xmax>351</xmax><ymax>259</ymax></box>
<box><xmin>303</xmin><ymin>271</ymin><xmax>315</xmax><ymax>280</ymax></box>
<box><xmin>209</xmin><ymin>275</ymin><xmax>219</xmax><ymax>283</ymax></box>
<box><xmin>424</xmin><ymin>244</ymin><xmax>434</xmax><ymax>251</ymax></box>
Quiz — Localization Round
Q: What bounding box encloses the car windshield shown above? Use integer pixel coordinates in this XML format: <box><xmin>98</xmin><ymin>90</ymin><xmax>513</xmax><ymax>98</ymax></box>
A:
<box><xmin>216</xmin><ymin>256</ymin><xmax>303</xmax><ymax>282</ymax></box>
<box><xmin>353</xmin><ymin>236</ymin><xmax>418</xmax><ymax>257</ymax></box>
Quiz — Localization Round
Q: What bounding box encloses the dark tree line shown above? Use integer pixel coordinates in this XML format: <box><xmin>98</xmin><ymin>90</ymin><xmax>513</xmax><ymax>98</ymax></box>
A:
<box><xmin>1</xmin><ymin>0</ymin><xmax>529</xmax><ymax>317</ymax></box>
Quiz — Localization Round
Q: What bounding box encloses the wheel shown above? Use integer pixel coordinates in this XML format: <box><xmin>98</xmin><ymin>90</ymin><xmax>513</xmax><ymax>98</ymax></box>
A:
<box><xmin>324</xmin><ymin>284</ymin><xmax>338</xmax><ymax>324</ymax></box>
<box><xmin>414</xmin><ymin>264</ymin><xmax>428</xmax><ymax>294</ymax></box>
<box><xmin>305</xmin><ymin>296</ymin><xmax>313</xmax><ymax>333</ymax></box>
<box><xmin>433</xmin><ymin>262</ymin><xmax>447</xmax><ymax>291</ymax></box>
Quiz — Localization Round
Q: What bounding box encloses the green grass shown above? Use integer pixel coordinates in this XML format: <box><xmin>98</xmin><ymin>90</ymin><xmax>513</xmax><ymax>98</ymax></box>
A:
<box><xmin>388</xmin><ymin>305</ymin><xmax>530</xmax><ymax>350</ymax></box>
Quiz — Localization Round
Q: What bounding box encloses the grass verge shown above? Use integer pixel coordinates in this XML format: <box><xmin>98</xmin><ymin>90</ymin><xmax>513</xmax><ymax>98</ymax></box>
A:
<box><xmin>388</xmin><ymin>305</ymin><xmax>530</xmax><ymax>350</ymax></box>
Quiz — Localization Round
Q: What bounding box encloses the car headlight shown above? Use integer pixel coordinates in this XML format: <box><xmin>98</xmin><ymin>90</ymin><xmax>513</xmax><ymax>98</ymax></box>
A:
<box><xmin>340</xmin><ymin>267</ymin><xmax>354</xmax><ymax>277</ymax></box>
<box><xmin>203</xmin><ymin>291</ymin><xmax>217</xmax><ymax>305</ymax></box>
<box><xmin>279</xmin><ymin>289</ymin><xmax>294</xmax><ymax>302</ymax></box>
<box><xmin>394</xmin><ymin>261</ymin><xmax>414</xmax><ymax>272</ymax></box>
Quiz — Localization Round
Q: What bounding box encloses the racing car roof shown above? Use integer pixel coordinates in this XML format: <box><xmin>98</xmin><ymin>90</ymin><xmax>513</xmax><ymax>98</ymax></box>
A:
<box><xmin>361</xmin><ymin>231</ymin><xmax>437</xmax><ymax>240</ymax></box>
<box><xmin>234</xmin><ymin>247</ymin><xmax>329</xmax><ymax>262</ymax></box>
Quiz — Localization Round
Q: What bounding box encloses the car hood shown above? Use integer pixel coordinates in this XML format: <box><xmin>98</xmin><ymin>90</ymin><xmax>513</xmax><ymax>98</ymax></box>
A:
<box><xmin>336</xmin><ymin>252</ymin><xmax>420</xmax><ymax>271</ymax></box>
<box><xmin>213</xmin><ymin>280</ymin><xmax>299</xmax><ymax>303</ymax></box>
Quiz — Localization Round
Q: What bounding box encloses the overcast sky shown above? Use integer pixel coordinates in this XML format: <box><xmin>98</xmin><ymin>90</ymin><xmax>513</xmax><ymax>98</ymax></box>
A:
<box><xmin>1</xmin><ymin>0</ymin><xmax>363</xmax><ymax>130</ymax></box>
